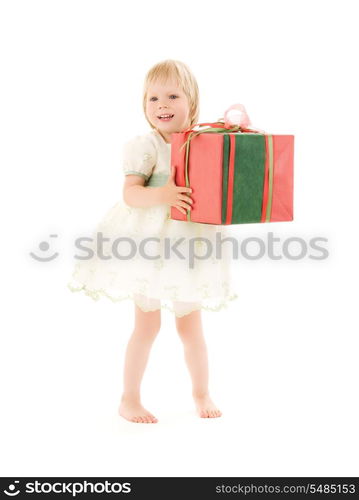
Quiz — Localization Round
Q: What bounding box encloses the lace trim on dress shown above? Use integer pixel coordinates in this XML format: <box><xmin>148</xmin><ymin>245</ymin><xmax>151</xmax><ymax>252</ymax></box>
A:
<box><xmin>67</xmin><ymin>281</ymin><xmax>239</xmax><ymax>318</ymax></box>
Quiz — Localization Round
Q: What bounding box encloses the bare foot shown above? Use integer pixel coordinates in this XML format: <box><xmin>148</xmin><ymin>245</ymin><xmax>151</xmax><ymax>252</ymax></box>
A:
<box><xmin>193</xmin><ymin>393</ymin><xmax>222</xmax><ymax>418</ymax></box>
<box><xmin>119</xmin><ymin>398</ymin><xmax>158</xmax><ymax>423</ymax></box>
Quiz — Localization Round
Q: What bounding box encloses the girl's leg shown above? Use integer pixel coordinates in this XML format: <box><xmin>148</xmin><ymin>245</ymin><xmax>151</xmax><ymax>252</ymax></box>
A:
<box><xmin>175</xmin><ymin>306</ymin><xmax>222</xmax><ymax>418</ymax></box>
<box><xmin>119</xmin><ymin>296</ymin><xmax>161</xmax><ymax>423</ymax></box>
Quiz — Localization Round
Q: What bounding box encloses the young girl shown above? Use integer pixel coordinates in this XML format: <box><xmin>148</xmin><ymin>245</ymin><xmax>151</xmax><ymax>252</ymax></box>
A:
<box><xmin>68</xmin><ymin>59</ymin><xmax>238</xmax><ymax>423</ymax></box>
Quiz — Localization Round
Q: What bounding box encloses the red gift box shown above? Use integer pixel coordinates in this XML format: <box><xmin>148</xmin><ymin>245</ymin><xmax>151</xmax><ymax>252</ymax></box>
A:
<box><xmin>170</xmin><ymin>122</ymin><xmax>294</xmax><ymax>225</ymax></box>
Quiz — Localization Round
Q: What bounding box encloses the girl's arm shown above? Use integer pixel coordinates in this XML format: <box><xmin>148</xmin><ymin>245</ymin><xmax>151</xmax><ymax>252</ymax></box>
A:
<box><xmin>123</xmin><ymin>167</ymin><xmax>193</xmax><ymax>214</ymax></box>
<box><xmin>123</xmin><ymin>175</ymin><xmax>163</xmax><ymax>208</ymax></box>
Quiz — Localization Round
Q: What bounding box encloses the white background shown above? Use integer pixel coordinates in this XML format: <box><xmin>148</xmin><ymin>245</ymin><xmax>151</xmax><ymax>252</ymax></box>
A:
<box><xmin>1</xmin><ymin>0</ymin><xmax>358</xmax><ymax>477</ymax></box>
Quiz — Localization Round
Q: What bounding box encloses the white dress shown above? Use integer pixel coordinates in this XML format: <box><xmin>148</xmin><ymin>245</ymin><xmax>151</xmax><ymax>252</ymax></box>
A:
<box><xmin>67</xmin><ymin>128</ymin><xmax>238</xmax><ymax>317</ymax></box>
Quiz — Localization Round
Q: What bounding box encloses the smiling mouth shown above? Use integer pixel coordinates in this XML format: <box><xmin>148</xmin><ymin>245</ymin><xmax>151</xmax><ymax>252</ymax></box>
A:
<box><xmin>157</xmin><ymin>114</ymin><xmax>174</xmax><ymax>121</ymax></box>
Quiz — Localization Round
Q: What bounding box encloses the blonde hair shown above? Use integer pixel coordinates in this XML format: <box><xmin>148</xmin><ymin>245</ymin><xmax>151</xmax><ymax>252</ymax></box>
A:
<box><xmin>142</xmin><ymin>59</ymin><xmax>200</xmax><ymax>130</ymax></box>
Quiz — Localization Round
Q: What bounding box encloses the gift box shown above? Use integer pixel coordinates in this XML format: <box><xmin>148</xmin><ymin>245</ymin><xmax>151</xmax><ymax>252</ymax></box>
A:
<box><xmin>170</xmin><ymin>120</ymin><xmax>294</xmax><ymax>225</ymax></box>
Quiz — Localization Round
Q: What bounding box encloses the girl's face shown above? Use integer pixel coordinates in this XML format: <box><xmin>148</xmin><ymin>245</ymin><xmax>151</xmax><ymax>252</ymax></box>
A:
<box><xmin>145</xmin><ymin>78</ymin><xmax>191</xmax><ymax>143</ymax></box>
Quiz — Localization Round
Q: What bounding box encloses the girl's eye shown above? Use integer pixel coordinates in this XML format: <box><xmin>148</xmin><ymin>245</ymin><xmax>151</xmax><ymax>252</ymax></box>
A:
<box><xmin>149</xmin><ymin>95</ymin><xmax>178</xmax><ymax>101</ymax></box>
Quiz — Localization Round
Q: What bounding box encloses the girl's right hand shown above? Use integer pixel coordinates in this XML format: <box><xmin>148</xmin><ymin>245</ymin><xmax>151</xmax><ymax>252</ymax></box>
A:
<box><xmin>160</xmin><ymin>165</ymin><xmax>193</xmax><ymax>215</ymax></box>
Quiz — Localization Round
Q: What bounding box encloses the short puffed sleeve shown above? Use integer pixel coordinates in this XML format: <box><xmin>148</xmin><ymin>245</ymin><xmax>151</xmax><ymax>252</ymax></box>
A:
<box><xmin>122</xmin><ymin>135</ymin><xmax>157</xmax><ymax>181</ymax></box>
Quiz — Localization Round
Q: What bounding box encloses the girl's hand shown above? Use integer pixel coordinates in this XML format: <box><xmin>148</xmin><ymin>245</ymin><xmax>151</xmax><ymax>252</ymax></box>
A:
<box><xmin>160</xmin><ymin>165</ymin><xmax>193</xmax><ymax>215</ymax></box>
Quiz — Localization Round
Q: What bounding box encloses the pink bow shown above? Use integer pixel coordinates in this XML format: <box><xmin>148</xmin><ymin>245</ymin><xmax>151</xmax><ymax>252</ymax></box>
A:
<box><xmin>223</xmin><ymin>103</ymin><xmax>251</xmax><ymax>129</ymax></box>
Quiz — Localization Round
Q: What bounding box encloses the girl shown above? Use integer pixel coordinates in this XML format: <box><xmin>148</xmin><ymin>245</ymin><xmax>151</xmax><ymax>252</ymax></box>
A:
<box><xmin>68</xmin><ymin>59</ymin><xmax>238</xmax><ymax>423</ymax></box>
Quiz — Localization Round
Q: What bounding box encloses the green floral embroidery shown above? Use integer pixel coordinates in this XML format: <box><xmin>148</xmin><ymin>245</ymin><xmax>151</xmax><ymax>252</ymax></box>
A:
<box><xmin>196</xmin><ymin>283</ymin><xmax>211</xmax><ymax>298</ymax></box>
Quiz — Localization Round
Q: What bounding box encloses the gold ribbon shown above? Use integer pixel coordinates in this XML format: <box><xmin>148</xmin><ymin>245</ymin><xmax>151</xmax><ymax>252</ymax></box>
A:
<box><xmin>265</xmin><ymin>135</ymin><xmax>274</xmax><ymax>222</ymax></box>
